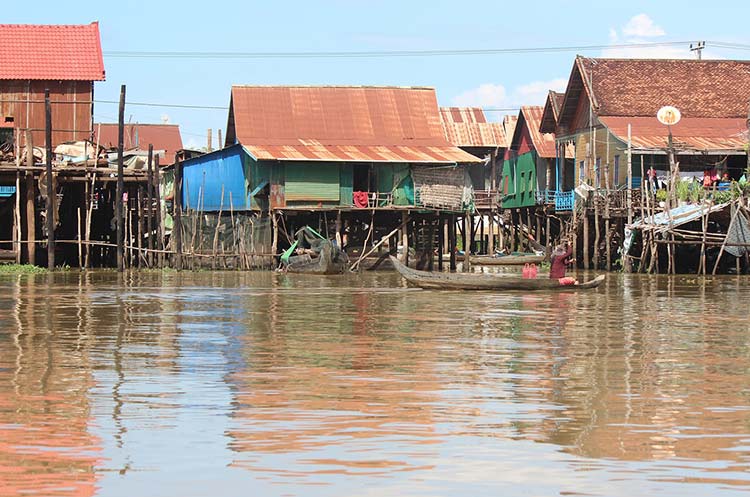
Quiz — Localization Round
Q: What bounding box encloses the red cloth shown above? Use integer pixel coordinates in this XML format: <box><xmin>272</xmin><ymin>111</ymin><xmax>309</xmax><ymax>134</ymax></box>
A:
<box><xmin>558</xmin><ymin>277</ymin><xmax>576</xmax><ymax>286</ymax></box>
<box><xmin>549</xmin><ymin>247</ymin><xmax>572</xmax><ymax>279</ymax></box>
<box><xmin>353</xmin><ymin>191</ymin><xmax>369</xmax><ymax>208</ymax></box>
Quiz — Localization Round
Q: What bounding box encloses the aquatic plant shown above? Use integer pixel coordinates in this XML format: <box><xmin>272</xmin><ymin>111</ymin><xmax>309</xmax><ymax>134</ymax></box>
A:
<box><xmin>0</xmin><ymin>264</ymin><xmax>47</xmax><ymax>275</ymax></box>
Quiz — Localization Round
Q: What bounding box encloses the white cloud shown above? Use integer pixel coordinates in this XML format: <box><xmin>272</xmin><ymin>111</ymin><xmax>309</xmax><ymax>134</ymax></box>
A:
<box><xmin>622</xmin><ymin>14</ymin><xmax>665</xmax><ymax>38</ymax></box>
<box><xmin>452</xmin><ymin>83</ymin><xmax>508</xmax><ymax>108</ymax></box>
<box><xmin>451</xmin><ymin>78</ymin><xmax>567</xmax><ymax>113</ymax></box>
<box><xmin>603</xmin><ymin>13</ymin><xmax>714</xmax><ymax>59</ymax></box>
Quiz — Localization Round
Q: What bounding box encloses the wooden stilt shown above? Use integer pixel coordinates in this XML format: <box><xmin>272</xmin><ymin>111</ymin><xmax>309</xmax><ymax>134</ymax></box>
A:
<box><xmin>449</xmin><ymin>214</ymin><xmax>457</xmax><ymax>271</ymax></box>
<box><xmin>583</xmin><ymin>212</ymin><xmax>590</xmax><ymax>270</ymax></box>
<box><xmin>146</xmin><ymin>144</ymin><xmax>154</xmax><ymax>268</ymax></box>
<box><xmin>25</xmin><ymin>130</ymin><xmax>36</xmax><ymax>266</ymax></box>
<box><xmin>44</xmin><ymin>89</ymin><xmax>55</xmax><ymax>270</ymax></box>
<box><xmin>174</xmin><ymin>155</ymin><xmax>183</xmax><ymax>271</ymax></box>
<box><xmin>437</xmin><ymin>214</ymin><xmax>444</xmax><ymax>271</ymax></box>
<box><xmin>401</xmin><ymin>210</ymin><xmax>409</xmax><ymax>265</ymax></box>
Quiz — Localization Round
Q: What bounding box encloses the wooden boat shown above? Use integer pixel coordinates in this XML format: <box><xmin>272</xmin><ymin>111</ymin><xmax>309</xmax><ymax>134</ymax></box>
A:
<box><xmin>469</xmin><ymin>253</ymin><xmax>545</xmax><ymax>266</ymax></box>
<box><xmin>284</xmin><ymin>242</ymin><xmax>348</xmax><ymax>274</ymax></box>
<box><xmin>390</xmin><ymin>256</ymin><xmax>605</xmax><ymax>291</ymax></box>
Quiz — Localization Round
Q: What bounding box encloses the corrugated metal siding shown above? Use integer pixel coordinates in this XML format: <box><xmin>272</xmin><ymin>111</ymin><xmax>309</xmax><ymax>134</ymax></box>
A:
<box><xmin>285</xmin><ymin>163</ymin><xmax>340</xmax><ymax>201</ymax></box>
<box><xmin>0</xmin><ymin>80</ymin><xmax>93</xmax><ymax>148</ymax></box>
<box><xmin>339</xmin><ymin>163</ymin><xmax>353</xmax><ymax>206</ymax></box>
<box><xmin>182</xmin><ymin>146</ymin><xmax>249</xmax><ymax>211</ymax></box>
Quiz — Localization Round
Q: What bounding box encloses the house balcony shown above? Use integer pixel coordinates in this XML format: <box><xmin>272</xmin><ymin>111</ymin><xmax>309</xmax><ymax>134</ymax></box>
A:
<box><xmin>555</xmin><ymin>191</ymin><xmax>574</xmax><ymax>212</ymax></box>
<box><xmin>473</xmin><ymin>189</ymin><xmax>501</xmax><ymax>210</ymax></box>
<box><xmin>535</xmin><ymin>189</ymin><xmax>556</xmax><ymax>205</ymax></box>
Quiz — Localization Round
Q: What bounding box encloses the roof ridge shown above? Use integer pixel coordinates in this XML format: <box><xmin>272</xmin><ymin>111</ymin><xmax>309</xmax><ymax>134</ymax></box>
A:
<box><xmin>231</xmin><ymin>84</ymin><xmax>436</xmax><ymax>90</ymax></box>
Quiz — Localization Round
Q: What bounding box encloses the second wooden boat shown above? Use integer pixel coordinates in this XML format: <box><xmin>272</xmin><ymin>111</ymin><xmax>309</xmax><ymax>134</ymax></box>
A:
<box><xmin>391</xmin><ymin>256</ymin><xmax>604</xmax><ymax>291</ymax></box>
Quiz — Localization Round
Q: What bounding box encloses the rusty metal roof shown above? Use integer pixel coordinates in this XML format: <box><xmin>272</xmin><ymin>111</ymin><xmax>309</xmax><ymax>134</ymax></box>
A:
<box><xmin>519</xmin><ymin>106</ymin><xmax>558</xmax><ymax>158</ymax></box>
<box><xmin>439</xmin><ymin>107</ymin><xmax>506</xmax><ymax>148</ymax></box>
<box><xmin>228</xmin><ymin>86</ymin><xmax>481</xmax><ymax>163</ymax></box>
<box><xmin>540</xmin><ymin>91</ymin><xmax>564</xmax><ymax>134</ymax></box>
<box><xmin>95</xmin><ymin>123</ymin><xmax>184</xmax><ymax>164</ymax></box>
<box><xmin>502</xmin><ymin>115</ymin><xmax>518</xmax><ymax>148</ymax></box>
<box><xmin>0</xmin><ymin>22</ymin><xmax>105</xmax><ymax>81</ymax></box>
<box><xmin>600</xmin><ymin>116</ymin><xmax>748</xmax><ymax>153</ymax></box>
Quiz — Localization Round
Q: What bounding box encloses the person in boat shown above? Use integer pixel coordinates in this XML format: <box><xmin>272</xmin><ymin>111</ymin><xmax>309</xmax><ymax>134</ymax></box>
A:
<box><xmin>549</xmin><ymin>242</ymin><xmax>574</xmax><ymax>280</ymax></box>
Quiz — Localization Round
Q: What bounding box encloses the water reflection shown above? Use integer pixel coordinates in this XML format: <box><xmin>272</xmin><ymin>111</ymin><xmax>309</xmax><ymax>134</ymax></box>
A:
<box><xmin>0</xmin><ymin>271</ymin><xmax>749</xmax><ymax>495</ymax></box>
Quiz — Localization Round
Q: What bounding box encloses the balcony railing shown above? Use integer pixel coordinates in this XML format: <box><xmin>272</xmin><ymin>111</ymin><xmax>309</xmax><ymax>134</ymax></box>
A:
<box><xmin>535</xmin><ymin>189</ymin><xmax>556</xmax><ymax>205</ymax></box>
<box><xmin>473</xmin><ymin>189</ymin><xmax>501</xmax><ymax>210</ymax></box>
<box><xmin>555</xmin><ymin>191</ymin><xmax>574</xmax><ymax>211</ymax></box>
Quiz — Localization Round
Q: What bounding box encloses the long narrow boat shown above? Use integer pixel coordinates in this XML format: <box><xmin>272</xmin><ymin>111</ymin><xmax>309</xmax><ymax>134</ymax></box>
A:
<box><xmin>470</xmin><ymin>253</ymin><xmax>545</xmax><ymax>266</ymax></box>
<box><xmin>390</xmin><ymin>256</ymin><xmax>604</xmax><ymax>291</ymax></box>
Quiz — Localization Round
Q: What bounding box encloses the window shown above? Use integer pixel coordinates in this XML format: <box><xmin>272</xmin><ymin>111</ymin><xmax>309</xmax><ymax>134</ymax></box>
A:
<box><xmin>579</xmin><ymin>160</ymin><xmax>585</xmax><ymax>182</ymax></box>
<box><xmin>614</xmin><ymin>155</ymin><xmax>620</xmax><ymax>187</ymax></box>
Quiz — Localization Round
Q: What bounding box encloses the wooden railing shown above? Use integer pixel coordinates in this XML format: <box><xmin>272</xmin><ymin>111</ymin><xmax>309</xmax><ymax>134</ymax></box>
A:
<box><xmin>473</xmin><ymin>189</ymin><xmax>501</xmax><ymax>209</ymax></box>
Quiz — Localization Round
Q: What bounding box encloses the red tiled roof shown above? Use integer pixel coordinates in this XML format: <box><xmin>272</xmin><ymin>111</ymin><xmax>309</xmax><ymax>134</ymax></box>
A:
<box><xmin>600</xmin><ymin>116</ymin><xmax>748</xmax><ymax>152</ymax></box>
<box><xmin>439</xmin><ymin>107</ymin><xmax>506</xmax><ymax>147</ymax></box>
<box><xmin>95</xmin><ymin>123</ymin><xmax>183</xmax><ymax>164</ymax></box>
<box><xmin>0</xmin><ymin>22</ymin><xmax>105</xmax><ymax>81</ymax></box>
<box><xmin>577</xmin><ymin>57</ymin><xmax>750</xmax><ymax>118</ymax></box>
<box><xmin>228</xmin><ymin>86</ymin><xmax>481</xmax><ymax>163</ymax></box>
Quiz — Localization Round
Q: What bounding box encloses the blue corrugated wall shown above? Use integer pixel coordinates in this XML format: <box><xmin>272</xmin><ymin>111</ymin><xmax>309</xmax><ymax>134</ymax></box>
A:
<box><xmin>181</xmin><ymin>145</ymin><xmax>249</xmax><ymax>211</ymax></box>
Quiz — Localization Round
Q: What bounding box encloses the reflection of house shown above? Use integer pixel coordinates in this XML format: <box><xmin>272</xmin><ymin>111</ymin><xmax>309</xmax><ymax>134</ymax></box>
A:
<box><xmin>94</xmin><ymin>123</ymin><xmax>184</xmax><ymax>166</ymax></box>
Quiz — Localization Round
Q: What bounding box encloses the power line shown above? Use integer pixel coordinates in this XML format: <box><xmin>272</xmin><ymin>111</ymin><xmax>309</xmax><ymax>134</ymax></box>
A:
<box><xmin>94</xmin><ymin>99</ymin><xmax>227</xmax><ymax>110</ymax></box>
<box><xmin>102</xmin><ymin>40</ymin><xmax>707</xmax><ymax>59</ymax></box>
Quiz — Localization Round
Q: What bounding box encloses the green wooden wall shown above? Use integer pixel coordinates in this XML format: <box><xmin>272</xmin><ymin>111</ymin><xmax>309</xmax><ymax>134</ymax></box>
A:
<box><xmin>501</xmin><ymin>151</ymin><xmax>537</xmax><ymax>209</ymax></box>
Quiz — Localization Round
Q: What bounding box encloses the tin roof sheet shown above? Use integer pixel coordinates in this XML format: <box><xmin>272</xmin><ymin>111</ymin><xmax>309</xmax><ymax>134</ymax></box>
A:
<box><xmin>629</xmin><ymin>202</ymin><xmax>728</xmax><ymax>229</ymax></box>
<box><xmin>229</xmin><ymin>86</ymin><xmax>480</xmax><ymax>163</ymax></box>
<box><xmin>0</xmin><ymin>22</ymin><xmax>105</xmax><ymax>81</ymax></box>
<box><xmin>439</xmin><ymin>107</ymin><xmax>506</xmax><ymax>147</ymax></box>
<box><xmin>600</xmin><ymin>116</ymin><xmax>748</xmax><ymax>152</ymax></box>
<box><xmin>95</xmin><ymin>123</ymin><xmax>183</xmax><ymax>164</ymax></box>
<box><xmin>520</xmin><ymin>106</ymin><xmax>558</xmax><ymax>158</ymax></box>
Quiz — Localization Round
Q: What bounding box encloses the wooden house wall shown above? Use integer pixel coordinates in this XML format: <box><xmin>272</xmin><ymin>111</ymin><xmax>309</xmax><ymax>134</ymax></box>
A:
<box><xmin>0</xmin><ymin>80</ymin><xmax>94</xmax><ymax>148</ymax></box>
<box><xmin>569</xmin><ymin>128</ymin><xmax>630</xmax><ymax>188</ymax></box>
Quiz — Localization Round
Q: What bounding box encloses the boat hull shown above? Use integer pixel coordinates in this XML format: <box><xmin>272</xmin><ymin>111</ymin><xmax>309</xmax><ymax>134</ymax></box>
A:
<box><xmin>390</xmin><ymin>256</ymin><xmax>604</xmax><ymax>291</ymax></box>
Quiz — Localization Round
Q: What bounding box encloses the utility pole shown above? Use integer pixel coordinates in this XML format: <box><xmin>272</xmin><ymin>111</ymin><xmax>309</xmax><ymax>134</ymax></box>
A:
<box><xmin>690</xmin><ymin>41</ymin><xmax>705</xmax><ymax>60</ymax></box>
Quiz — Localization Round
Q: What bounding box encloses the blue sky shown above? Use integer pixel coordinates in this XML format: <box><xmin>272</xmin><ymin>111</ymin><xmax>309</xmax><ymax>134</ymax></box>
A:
<box><xmin>6</xmin><ymin>0</ymin><xmax>750</xmax><ymax>149</ymax></box>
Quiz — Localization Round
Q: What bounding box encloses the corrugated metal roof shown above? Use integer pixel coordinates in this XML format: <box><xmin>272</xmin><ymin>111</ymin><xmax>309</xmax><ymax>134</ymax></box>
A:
<box><xmin>95</xmin><ymin>123</ymin><xmax>184</xmax><ymax>164</ymax></box>
<box><xmin>439</xmin><ymin>107</ymin><xmax>506</xmax><ymax>147</ymax></box>
<box><xmin>629</xmin><ymin>202</ymin><xmax>728</xmax><ymax>229</ymax></box>
<box><xmin>228</xmin><ymin>86</ymin><xmax>481</xmax><ymax>163</ymax></box>
<box><xmin>520</xmin><ymin>106</ymin><xmax>557</xmax><ymax>158</ymax></box>
<box><xmin>0</xmin><ymin>22</ymin><xmax>105</xmax><ymax>81</ymax></box>
<box><xmin>502</xmin><ymin>115</ymin><xmax>518</xmax><ymax>148</ymax></box>
<box><xmin>600</xmin><ymin>116</ymin><xmax>748</xmax><ymax>152</ymax></box>
<box><xmin>540</xmin><ymin>91</ymin><xmax>563</xmax><ymax>134</ymax></box>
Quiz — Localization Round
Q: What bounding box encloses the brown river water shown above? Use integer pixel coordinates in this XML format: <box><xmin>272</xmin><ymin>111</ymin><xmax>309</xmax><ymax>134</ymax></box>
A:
<box><xmin>1</xmin><ymin>269</ymin><xmax>749</xmax><ymax>496</ymax></box>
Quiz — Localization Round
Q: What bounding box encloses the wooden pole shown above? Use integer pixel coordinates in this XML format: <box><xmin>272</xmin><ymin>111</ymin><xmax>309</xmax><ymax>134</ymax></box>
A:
<box><xmin>44</xmin><ymin>89</ymin><xmax>55</xmax><ymax>270</ymax></box>
<box><xmin>438</xmin><ymin>214</ymin><xmax>444</xmax><ymax>271</ymax></box>
<box><xmin>271</xmin><ymin>210</ymin><xmax>278</xmax><ymax>269</ymax></box>
<box><xmin>449</xmin><ymin>214</ymin><xmax>457</xmax><ymax>271</ymax></box>
<box><xmin>153</xmin><ymin>155</ymin><xmax>164</xmax><ymax>268</ymax></box>
<box><xmin>583</xmin><ymin>211</ymin><xmax>589</xmax><ymax>269</ymax></box>
<box><xmin>427</xmin><ymin>216</ymin><xmax>435</xmax><ymax>271</ymax></box>
<box><xmin>401</xmin><ymin>210</ymin><xmax>409</xmax><ymax>265</ymax></box>
<box><xmin>174</xmin><ymin>154</ymin><xmax>183</xmax><ymax>270</ymax></box>
<box><xmin>212</xmin><ymin>185</ymin><xmax>225</xmax><ymax>270</ymax></box>
<box><xmin>25</xmin><ymin>130</ymin><xmax>36</xmax><ymax>266</ymax></box>
<box><xmin>77</xmin><ymin>207</ymin><xmax>83</xmax><ymax>268</ymax></box>
<box><xmin>116</xmin><ymin>84</ymin><xmax>125</xmax><ymax>272</ymax></box>
<box><xmin>593</xmin><ymin>194</ymin><xmax>600</xmax><ymax>268</ymax></box>
<box><xmin>207</xmin><ymin>128</ymin><xmax>213</xmax><ymax>152</ymax></box>
<box><xmin>84</xmin><ymin>172</ymin><xmax>95</xmax><ymax>268</ymax></box>
<box><xmin>218</xmin><ymin>129</ymin><xmax>223</xmax><ymax>149</ymax></box>
<box><xmin>146</xmin><ymin>144</ymin><xmax>154</xmax><ymax>267</ymax></box>
<box><xmin>463</xmin><ymin>211</ymin><xmax>471</xmax><ymax>272</ymax></box>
